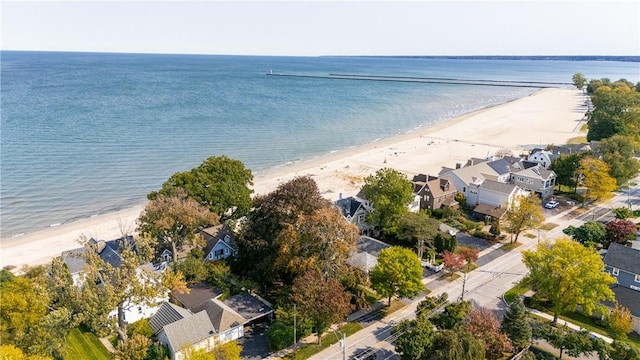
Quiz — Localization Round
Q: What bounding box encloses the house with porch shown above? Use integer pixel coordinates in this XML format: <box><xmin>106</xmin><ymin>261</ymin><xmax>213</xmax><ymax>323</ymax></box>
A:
<box><xmin>603</xmin><ymin>243</ymin><xmax>640</xmax><ymax>333</ymax></box>
<box><xmin>510</xmin><ymin>165</ymin><xmax>557</xmax><ymax>199</ymax></box>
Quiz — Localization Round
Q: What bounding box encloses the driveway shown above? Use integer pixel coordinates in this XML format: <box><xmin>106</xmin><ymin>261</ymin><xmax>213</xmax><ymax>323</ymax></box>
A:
<box><xmin>238</xmin><ymin>322</ymin><xmax>271</xmax><ymax>360</ymax></box>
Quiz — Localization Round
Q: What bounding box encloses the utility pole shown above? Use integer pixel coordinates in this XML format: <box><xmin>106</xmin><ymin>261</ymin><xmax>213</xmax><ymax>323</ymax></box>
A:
<box><xmin>460</xmin><ymin>272</ymin><xmax>468</xmax><ymax>301</ymax></box>
<box><xmin>341</xmin><ymin>332</ymin><xmax>346</xmax><ymax>360</ymax></box>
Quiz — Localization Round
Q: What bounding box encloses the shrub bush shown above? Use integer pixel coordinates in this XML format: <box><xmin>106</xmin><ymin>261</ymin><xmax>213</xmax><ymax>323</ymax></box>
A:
<box><xmin>614</xmin><ymin>207</ymin><xmax>632</xmax><ymax>219</ymax></box>
<box><xmin>267</xmin><ymin>321</ymin><xmax>294</xmax><ymax>351</ymax></box>
<box><xmin>127</xmin><ymin>319</ymin><xmax>154</xmax><ymax>338</ymax></box>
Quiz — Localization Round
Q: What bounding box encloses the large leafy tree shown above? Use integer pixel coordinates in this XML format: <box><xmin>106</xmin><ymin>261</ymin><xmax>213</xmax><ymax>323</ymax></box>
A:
<box><xmin>522</xmin><ymin>238</ymin><xmax>615</xmax><ymax>323</ymax></box>
<box><xmin>395</xmin><ymin>212</ymin><xmax>440</xmax><ymax>259</ymax></box>
<box><xmin>550</xmin><ymin>153</ymin><xmax>587</xmax><ymax>192</ymax></box>
<box><xmin>605</xmin><ymin>219</ymin><xmax>637</xmax><ymax>247</ymax></box>
<box><xmin>599</xmin><ymin>135</ymin><xmax>640</xmax><ymax>186</ymax></box>
<box><xmin>275</xmin><ymin>207</ymin><xmax>359</xmax><ymax>279</ymax></box>
<box><xmin>587</xmin><ymin>83</ymin><xmax>640</xmax><ymax>141</ymax></box>
<box><xmin>563</xmin><ymin>221</ymin><xmax>607</xmax><ymax>247</ymax></box>
<box><xmin>501</xmin><ymin>298</ymin><xmax>532</xmax><ymax>350</ymax></box>
<box><xmin>290</xmin><ymin>269</ymin><xmax>352</xmax><ymax>345</ymax></box>
<box><xmin>532</xmin><ymin>324</ymin><xmax>594</xmax><ymax>359</ymax></box>
<box><xmin>442</xmin><ymin>250</ymin><xmax>464</xmax><ymax>277</ymax></box>
<box><xmin>369</xmin><ymin>246</ymin><xmax>424</xmax><ymax>306</ymax></box>
<box><xmin>79</xmin><ymin>238</ymin><xmax>166</xmax><ymax>341</ymax></box>
<box><xmin>432</xmin><ymin>300</ymin><xmax>471</xmax><ymax>330</ymax></box>
<box><xmin>361</xmin><ymin>168</ymin><xmax>414</xmax><ymax>236</ymax></box>
<box><xmin>234</xmin><ymin>176</ymin><xmax>330</xmax><ymax>288</ymax></box>
<box><xmin>504</xmin><ymin>195</ymin><xmax>544</xmax><ymax>244</ymax></box>
<box><xmin>433</xmin><ymin>329</ymin><xmax>485</xmax><ymax>360</ymax></box>
<box><xmin>150</xmin><ymin>155</ymin><xmax>253</xmax><ymax>220</ymax></box>
<box><xmin>393</xmin><ymin>316</ymin><xmax>435</xmax><ymax>360</ymax></box>
<box><xmin>138</xmin><ymin>188</ymin><xmax>219</xmax><ymax>262</ymax></box>
<box><xmin>578</xmin><ymin>157</ymin><xmax>618</xmax><ymax>202</ymax></box>
<box><xmin>572</xmin><ymin>73</ymin><xmax>587</xmax><ymax>90</ymax></box>
<box><xmin>464</xmin><ymin>307</ymin><xmax>512</xmax><ymax>360</ymax></box>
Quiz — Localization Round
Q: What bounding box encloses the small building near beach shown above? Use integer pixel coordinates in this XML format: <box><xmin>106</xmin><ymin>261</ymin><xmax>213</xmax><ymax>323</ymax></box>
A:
<box><xmin>411</xmin><ymin>174</ymin><xmax>459</xmax><ymax>211</ymax></box>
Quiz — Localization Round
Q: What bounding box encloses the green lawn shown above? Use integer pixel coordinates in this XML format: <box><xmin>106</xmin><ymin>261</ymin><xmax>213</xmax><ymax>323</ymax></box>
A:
<box><xmin>503</xmin><ymin>279</ymin><xmax>529</xmax><ymax>304</ymax></box>
<box><xmin>64</xmin><ymin>327</ymin><xmax>112</xmax><ymax>360</ymax></box>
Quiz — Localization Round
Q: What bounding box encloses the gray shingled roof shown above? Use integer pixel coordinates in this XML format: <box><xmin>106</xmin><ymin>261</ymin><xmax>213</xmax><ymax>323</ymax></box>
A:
<box><xmin>172</xmin><ymin>282</ymin><xmax>222</xmax><ymax>309</ymax></box>
<box><xmin>356</xmin><ymin>236</ymin><xmax>391</xmax><ymax>257</ymax></box>
<box><xmin>487</xmin><ymin>159</ymin><xmax>514</xmax><ymax>175</ymax></box>
<box><xmin>478</xmin><ymin>180</ymin><xmax>517</xmax><ymax>195</ymax></box>
<box><xmin>335</xmin><ymin>197</ymin><xmax>364</xmax><ymax>218</ymax></box>
<box><xmin>149</xmin><ymin>302</ymin><xmax>193</xmax><ymax>334</ymax></box>
<box><xmin>161</xmin><ymin>310</ymin><xmax>216</xmax><ymax>352</ymax></box>
<box><xmin>608</xmin><ymin>285</ymin><xmax>640</xmax><ymax>317</ymax></box>
<box><xmin>61</xmin><ymin>248</ymin><xmax>86</xmax><ymax>275</ymax></box>
<box><xmin>603</xmin><ymin>243</ymin><xmax>640</xmax><ymax>275</ymax></box>
<box><xmin>347</xmin><ymin>252</ymin><xmax>379</xmax><ymax>273</ymax></box>
<box><xmin>192</xmin><ymin>299</ymin><xmax>246</xmax><ymax>333</ymax></box>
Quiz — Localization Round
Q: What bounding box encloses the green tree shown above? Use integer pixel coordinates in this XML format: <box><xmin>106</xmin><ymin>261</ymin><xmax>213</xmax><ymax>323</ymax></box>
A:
<box><xmin>608</xmin><ymin>303</ymin><xmax>633</xmax><ymax>340</ymax></box>
<box><xmin>150</xmin><ymin>155</ymin><xmax>254</xmax><ymax>220</ymax></box>
<box><xmin>138</xmin><ymin>189</ymin><xmax>219</xmax><ymax>262</ymax></box>
<box><xmin>578</xmin><ymin>157</ymin><xmax>618</xmax><ymax>202</ymax></box>
<box><xmin>532</xmin><ymin>324</ymin><xmax>594</xmax><ymax>359</ymax></box>
<box><xmin>213</xmin><ymin>341</ymin><xmax>242</xmax><ymax>360</ymax></box>
<box><xmin>361</xmin><ymin>168</ymin><xmax>414</xmax><ymax>236</ymax></box>
<box><xmin>115</xmin><ymin>333</ymin><xmax>151</xmax><ymax>360</ymax></box>
<box><xmin>522</xmin><ymin>238</ymin><xmax>615</xmax><ymax>323</ymax></box>
<box><xmin>396</xmin><ymin>212</ymin><xmax>440</xmax><ymax>259</ymax></box>
<box><xmin>599</xmin><ymin>135</ymin><xmax>640</xmax><ymax>186</ymax></box>
<box><xmin>464</xmin><ymin>307</ymin><xmax>512</xmax><ymax>360</ymax></box>
<box><xmin>290</xmin><ymin>269</ymin><xmax>352</xmax><ymax>345</ymax></box>
<box><xmin>564</xmin><ymin>221</ymin><xmax>606</xmax><ymax>247</ymax></box>
<box><xmin>587</xmin><ymin>83</ymin><xmax>640</xmax><ymax>141</ymax></box>
<box><xmin>0</xmin><ymin>345</ymin><xmax>51</xmax><ymax>360</ymax></box>
<box><xmin>433</xmin><ymin>329</ymin><xmax>485</xmax><ymax>360</ymax></box>
<box><xmin>432</xmin><ymin>300</ymin><xmax>472</xmax><ymax>330</ymax></box>
<box><xmin>501</xmin><ymin>298</ymin><xmax>532</xmax><ymax>350</ymax></box>
<box><xmin>550</xmin><ymin>153</ymin><xmax>587</xmax><ymax>192</ymax></box>
<box><xmin>393</xmin><ymin>316</ymin><xmax>435</xmax><ymax>360</ymax></box>
<box><xmin>369</xmin><ymin>246</ymin><xmax>424</xmax><ymax>306</ymax></box>
<box><xmin>572</xmin><ymin>73</ymin><xmax>587</xmax><ymax>90</ymax></box>
<box><xmin>504</xmin><ymin>195</ymin><xmax>544</xmax><ymax>244</ymax></box>
<box><xmin>607</xmin><ymin>340</ymin><xmax>640</xmax><ymax>360</ymax></box>
<box><xmin>606</xmin><ymin>219</ymin><xmax>638</xmax><ymax>247</ymax></box>
<box><xmin>614</xmin><ymin>206</ymin><xmax>633</xmax><ymax>219</ymax></box>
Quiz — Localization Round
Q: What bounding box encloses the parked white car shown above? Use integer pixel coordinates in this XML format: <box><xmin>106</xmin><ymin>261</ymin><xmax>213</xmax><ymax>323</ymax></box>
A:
<box><xmin>544</xmin><ymin>200</ymin><xmax>560</xmax><ymax>209</ymax></box>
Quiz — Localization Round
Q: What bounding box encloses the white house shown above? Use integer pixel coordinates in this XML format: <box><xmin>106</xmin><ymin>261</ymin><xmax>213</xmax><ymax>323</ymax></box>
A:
<box><xmin>200</xmin><ymin>225</ymin><xmax>236</xmax><ymax>261</ymax></box>
<box><xmin>335</xmin><ymin>195</ymin><xmax>372</xmax><ymax>234</ymax></box>
<box><xmin>528</xmin><ymin>150</ymin><xmax>554</xmax><ymax>169</ymax></box>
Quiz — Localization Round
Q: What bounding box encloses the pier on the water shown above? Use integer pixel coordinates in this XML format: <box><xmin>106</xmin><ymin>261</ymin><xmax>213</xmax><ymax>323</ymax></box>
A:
<box><xmin>266</xmin><ymin>72</ymin><xmax>572</xmax><ymax>88</ymax></box>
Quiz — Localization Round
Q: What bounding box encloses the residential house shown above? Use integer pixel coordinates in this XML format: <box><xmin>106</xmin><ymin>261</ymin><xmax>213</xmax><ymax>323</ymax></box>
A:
<box><xmin>60</xmin><ymin>236</ymin><xmax>167</xmax><ymax>324</ymax></box>
<box><xmin>527</xmin><ymin>150</ymin><xmax>553</xmax><ymax>168</ymax></box>
<box><xmin>510</xmin><ymin>165</ymin><xmax>557</xmax><ymax>199</ymax></box>
<box><xmin>335</xmin><ymin>195</ymin><xmax>372</xmax><ymax>234</ymax></box>
<box><xmin>346</xmin><ymin>236</ymin><xmax>391</xmax><ymax>273</ymax></box>
<box><xmin>171</xmin><ymin>282</ymin><xmax>273</xmax><ymax>346</ymax></box>
<box><xmin>603</xmin><ymin>243</ymin><xmax>640</xmax><ymax>333</ymax></box>
<box><xmin>150</xmin><ymin>302</ymin><xmax>216</xmax><ymax>360</ymax></box>
<box><xmin>200</xmin><ymin>225</ymin><xmax>236</xmax><ymax>261</ymax></box>
<box><xmin>411</xmin><ymin>174</ymin><xmax>458</xmax><ymax>211</ymax></box>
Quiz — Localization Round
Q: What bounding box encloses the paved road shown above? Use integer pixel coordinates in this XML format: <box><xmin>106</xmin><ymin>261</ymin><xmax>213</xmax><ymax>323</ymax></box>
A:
<box><xmin>303</xmin><ymin>182</ymin><xmax>639</xmax><ymax>360</ymax></box>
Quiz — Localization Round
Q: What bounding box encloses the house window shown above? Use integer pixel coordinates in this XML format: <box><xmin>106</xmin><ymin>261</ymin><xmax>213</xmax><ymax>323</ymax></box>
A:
<box><xmin>214</xmin><ymin>249</ymin><xmax>224</xmax><ymax>258</ymax></box>
<box><xmin>225</xmin><ymin>249</ymin><xmax>229</xmax><ymax>255</ymax></box>
<box><xmin>209</xmin><ymin>253</ymin><xmax>213</xmax><ymax>259</ymax></box>
<box><xmin>612</xmin><ymin>268</ymin><xmax>619</xmax><ymax>276</ymax></box>
<box><xmin>358</xmin><ymin>214</ymin><xmax>365</xmax><ymax>223</ymax></box>
<box><xmin>138</xmin><ymin>306</ymin><xmax>143</xmax><ymax>314</ymax></box>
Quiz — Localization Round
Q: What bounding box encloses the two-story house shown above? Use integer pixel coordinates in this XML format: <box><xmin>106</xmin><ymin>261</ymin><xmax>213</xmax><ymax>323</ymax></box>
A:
<box><xmin>411</xmin><ymin>174</ymin><xmax>458</xmax><ymax>211</ymax></box>
<box><xmin>510</xmin><ymin>165</ymin><xmax>557</xmax><ymax>199</ymax></box>
<box><xmin>603</xmin><ymin>243</ymin><xmax>640</xmax><ymax>333</ymax></box>
<box><xmin>335</xmin><ymin>195</ymin><xmax>372</xmax><ymax>234</ymax></box>
<box><xmin>200</xmin><ymin>225</ymin><xmax>236</xmax><ymax>261</ymax></box>
<box><xmin>527</xmin><ymin>150</ymin><xmax>553</xmax><ymax>169</ymax></box>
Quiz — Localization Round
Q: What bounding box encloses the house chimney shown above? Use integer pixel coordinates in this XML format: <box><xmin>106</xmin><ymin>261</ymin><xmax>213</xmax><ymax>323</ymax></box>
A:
<box><xmin>339</xmin><ymin>193</ymin><xmax>342</xmax><ymax>200</ymax></box>
<box><xmin>455</xmin><ymin>163</ymin><xmax>462</xmax><ymax>169</ymax></box>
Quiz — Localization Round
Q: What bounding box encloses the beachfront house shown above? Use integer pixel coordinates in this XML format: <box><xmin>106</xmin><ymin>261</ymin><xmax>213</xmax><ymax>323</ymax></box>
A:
<box><xmin>527</xmin><ymin>150</ymin><xmax>553</xmax><ymax>169</ymax></box>
<box><xmin>60</xmin><ymin>236</ymin><xmax>168</xmax><ymax>324</ymax></box>
<box><xmin>411</xmin><ymin>174</ymin><xmax>458</xmax><ymax>211</ymax></box>
<box><xmin>335</xmin><ymin>195</ymin><xmax>372</xmax><ymax>234</ymax></box>
<box><xmin>200</xmin><ymin>225</ymin><xmax>236</xmax><ymax>261</ymax></box>
<box><xmin>603</xmin><ymin>243</ymin><xmax>640</xmax><ymax>333</ymax></box>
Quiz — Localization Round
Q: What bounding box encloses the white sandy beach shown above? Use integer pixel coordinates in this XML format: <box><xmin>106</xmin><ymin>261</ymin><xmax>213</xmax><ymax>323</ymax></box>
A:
<box><xmin>0</xmin><ymin>88</ymin><xmax>588</xmax><ymax>270</ymax></box>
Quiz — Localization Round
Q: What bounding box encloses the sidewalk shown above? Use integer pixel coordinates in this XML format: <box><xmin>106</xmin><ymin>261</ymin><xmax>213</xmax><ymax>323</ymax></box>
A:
<box><xmin>526</xmin><ymin>308</ymin><xmax>613</xmax><ymax>344</ymax></box>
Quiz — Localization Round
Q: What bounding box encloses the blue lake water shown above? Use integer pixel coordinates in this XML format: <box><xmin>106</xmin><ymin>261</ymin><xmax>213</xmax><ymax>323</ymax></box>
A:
<box><xmin>1</xmin><ymin>51</ymin><xmax>638</xmax><ymax>239</ymax></box>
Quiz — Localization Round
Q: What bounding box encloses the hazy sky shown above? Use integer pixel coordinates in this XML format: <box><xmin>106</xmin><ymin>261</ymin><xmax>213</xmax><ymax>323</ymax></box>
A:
<box><xmin>2</xmin><ymin>1</ymin><xmax>638</xmax><ymax>56</ymax></box>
